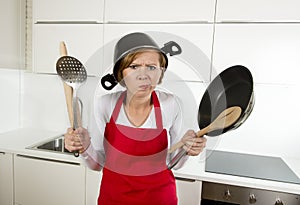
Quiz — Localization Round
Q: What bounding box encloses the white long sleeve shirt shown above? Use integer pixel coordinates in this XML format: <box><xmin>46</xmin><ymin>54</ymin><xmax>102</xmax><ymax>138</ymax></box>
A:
<box><xmin>82</xmin><ymin>90</ymin><xmax>188</xmax><ymax>170</ymax></box>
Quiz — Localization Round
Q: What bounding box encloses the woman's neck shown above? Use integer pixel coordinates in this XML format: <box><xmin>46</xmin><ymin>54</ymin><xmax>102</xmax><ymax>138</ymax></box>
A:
<box><xmin>124</xmin><ymin>92</ymin><xmax>153</xmax><ymax>127</ymax></box>
<box><xmin>125</xmin><ymin>92</ymin><xmax>152</xmax><ymax>110</ymax></box>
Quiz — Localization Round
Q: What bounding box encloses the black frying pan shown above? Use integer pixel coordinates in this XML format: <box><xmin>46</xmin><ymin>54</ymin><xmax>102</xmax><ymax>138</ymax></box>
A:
<box><xmin>198</xmin><ymin>65</ymin><xmax>254</xmax><ymax>136</ymax></box>
<box><xmin>168</xmin><ymin>65</ymin><xmax>254</xmax><ymax>169</ymax></box>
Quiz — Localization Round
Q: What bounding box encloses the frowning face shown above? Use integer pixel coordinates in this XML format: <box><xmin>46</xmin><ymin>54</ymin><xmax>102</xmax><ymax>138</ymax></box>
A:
<box><xmin>122</xmin><ymin>50</ymin><xmax>163</xmax><ymax>97</ymax></box>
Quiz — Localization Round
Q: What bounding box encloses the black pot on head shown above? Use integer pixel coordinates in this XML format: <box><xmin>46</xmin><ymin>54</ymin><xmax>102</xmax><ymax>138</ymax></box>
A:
<box><xmin>101</xmin><ymin>32</ymin><xmax>182</xmax><ymax>90</ymax></box>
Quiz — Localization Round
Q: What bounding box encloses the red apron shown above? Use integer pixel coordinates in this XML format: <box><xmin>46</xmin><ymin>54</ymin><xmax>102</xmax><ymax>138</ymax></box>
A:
<box><xmin>98</xmin><ymin>91</ymin><xmax>177</xmax><ymax>205</ymax></box>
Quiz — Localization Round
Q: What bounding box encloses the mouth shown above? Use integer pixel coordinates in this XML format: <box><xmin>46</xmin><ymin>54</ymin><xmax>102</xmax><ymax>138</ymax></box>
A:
<box><xmin>138</xmin><ymin>84</ymin><xmax>152</xmax><ymax>90</ymax></box>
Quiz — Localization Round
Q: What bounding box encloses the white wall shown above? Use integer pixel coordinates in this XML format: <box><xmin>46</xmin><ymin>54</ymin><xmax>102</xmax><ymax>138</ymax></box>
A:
<box><xmin>0</xmin><ymin>69</ymin><xmax>21</xmax><ymax>133</ymax></box>
<box><xmin>20</xmin><ymin>72</ymin><xmax>100</xmax><ymax>133</ymax></box>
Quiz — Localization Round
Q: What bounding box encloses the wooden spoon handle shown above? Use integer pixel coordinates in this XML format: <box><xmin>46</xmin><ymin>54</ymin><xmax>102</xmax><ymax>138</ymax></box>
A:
<box><xmin>168</xmin><ymin>106</ymin><xmax>242</xmax><ymax>154</ymax></box>
<box><xmin>168</xmin><ymin>125</ymin><xmax>210</xmax><ymax>153</ymax></box>
<box><xmin>60</xmin><ymin>42</ymin><xmax>74</xmax><ymax>127</ymax></box>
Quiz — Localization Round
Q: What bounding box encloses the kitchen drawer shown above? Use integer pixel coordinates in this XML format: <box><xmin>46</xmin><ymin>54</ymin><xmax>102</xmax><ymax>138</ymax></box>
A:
<box><xmin>14</xmin><ymin>154</ymin><xmax>85</xmax><ymax>205</ymax></box>
<box><xmin>32</xmin><ymin>24</ymin><xmax>103</xmax><ymax>76</ymax></box>
<box><xmin>33</xmin><ymin>0</ymin><xmax>104</xmax><ymax>23</ymax></box>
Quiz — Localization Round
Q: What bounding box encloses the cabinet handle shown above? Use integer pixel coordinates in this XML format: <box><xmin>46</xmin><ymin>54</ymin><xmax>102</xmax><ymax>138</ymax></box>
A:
<box><xmin>0</xmin><ymin>151</ymin><xmax>5</xmax><ymax>155</ymax></box>
<box><xmin>175</xmin><ymin>177</ymin><xmax>196</xmax><ymax>182</ymax></box>
<box><xmin>16</xmin><ymin>154</ymin><xmax>81</xmax><ymax>166</ymax></box>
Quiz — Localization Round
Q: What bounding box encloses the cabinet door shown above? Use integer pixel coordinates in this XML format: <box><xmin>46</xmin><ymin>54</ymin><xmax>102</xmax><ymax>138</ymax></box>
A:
<box><xmin>105</xmin><ymin>0</ymin><xmax>216</xmax><ymax>23</ymax></box>
<box><xmin>102</xmin><ymin>24</ymin><xmax>214</xmax><ymax>82</ymax></box>
<box><xmin>0</xmin><ymin>0</ymin><xmax>25</xmax><ymax>69</ymax></box>
<box><xmin>86</xmin><ymin>169</ymin><xmax>102</xmax><ymax>205</ymax></box>
<box><xmin>212</xmin><ymin>24</ymin><xmax>300</xmax><ymax>85</ymax></box>
<box><xmin>216</xmin><ymin>0</ymin><xmax>300</xmax><ymax>22</ymax></box>
<box><xmin>0</xmin><ymin>152</ymin><xmax>13</xmax><ymax>205</ymax></box>
<box><xmin>176</xmin><ymin>178</ymin><xmax>202</xmax><ymax>205</ymax></box>
<box><xmin>33</xmin><ymin>0</ymin><xmax>104</xmax><ymax>23</ymax></box>
<box><xmin>33</xmin><ymin>24</ymin><xmax>103</xmax><ymax>76</ymax></box>
<box><xmin>14</xmin><ymin>155</ymin><xmax>85</xmax><ymax>205</ymax></box>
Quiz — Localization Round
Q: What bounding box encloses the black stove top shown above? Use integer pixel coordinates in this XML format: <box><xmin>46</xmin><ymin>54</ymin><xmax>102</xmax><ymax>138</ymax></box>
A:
<box><xmin>205</xmin><ymin>150</ymin><xmax>300</xmax><ymax>185</ymax></box>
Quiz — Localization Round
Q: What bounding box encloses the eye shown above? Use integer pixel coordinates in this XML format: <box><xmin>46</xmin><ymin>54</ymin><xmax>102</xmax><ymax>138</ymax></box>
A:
<box><xmin>128</xmin><ymin>65</ymin><xmax>139</xmax><ymax>70</ymax></box>
<box><xmin>147</xmin><ymin>65</ymin><xmax>158</xmax><ymax>71</ymax></box>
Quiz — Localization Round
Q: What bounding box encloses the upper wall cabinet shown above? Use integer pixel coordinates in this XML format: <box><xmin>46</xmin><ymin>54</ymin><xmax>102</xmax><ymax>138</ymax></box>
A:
<box><xmin>216</xmin><ymin>0</ymin><xmax>300</xmax><ymax>22</ymax></box>
<box><xmin>101</xmin><ymin>24</ymin><xmax>214</xmax><ymax>83</ymax></box>
<box><xmin>104</xmin><ymin>0</ymin><xmax>216</xmax><ymax>23</ymax></box>
<box><xmin>33</xmin><ymin>24</ymin><xmax>103</xmax><ymax>76</ymax></box>
<box><xmin>212</xmin><ymin>24</ymin><xmax>300</xmax><ymax>85</ymax></box>
<box><xmin>0</xmin><ymin>0</ymin><xmax>25</xmax><ymax>69</ymax></box>
<box><xmin>33</xmin><ymin>0</ymin><xmax>104</xmax><ymax>23</ymax></box>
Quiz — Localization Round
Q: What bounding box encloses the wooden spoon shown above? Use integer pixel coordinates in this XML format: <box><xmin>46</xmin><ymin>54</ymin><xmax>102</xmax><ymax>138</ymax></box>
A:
<box><xmin>168</xmin><ymin>106</ymin><xmax>242</xmax><ymax>154</ymax></box>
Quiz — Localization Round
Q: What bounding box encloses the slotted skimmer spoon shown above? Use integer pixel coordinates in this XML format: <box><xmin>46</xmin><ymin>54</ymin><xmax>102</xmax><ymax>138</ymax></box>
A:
<box><xmin>56</xmin><ymin>56</ymin><xmax>87</xmax><ymax>157</ymax></box>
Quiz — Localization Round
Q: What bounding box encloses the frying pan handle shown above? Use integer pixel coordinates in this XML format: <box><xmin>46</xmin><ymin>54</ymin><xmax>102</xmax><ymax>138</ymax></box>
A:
<box><xmin>167</xmin><ymin>149</ymin><xmax>187</xmax><ymax>169</ymax></box>
<box><xmin>161</xmin><ymin>41</ymin><xmax>182</xmax><ymax>56</ymax></box>
<box><xmin>101</xmin><ymin>73</ymin><xmax>118</xmax><ymax>90</ymax></box>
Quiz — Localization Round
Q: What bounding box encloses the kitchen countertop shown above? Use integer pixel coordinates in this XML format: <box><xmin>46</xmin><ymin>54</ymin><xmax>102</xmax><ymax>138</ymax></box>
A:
<box><xmin>1</xmin><ymin>128</ymin><xmax>300</xmax><ymax>195</ymax></box>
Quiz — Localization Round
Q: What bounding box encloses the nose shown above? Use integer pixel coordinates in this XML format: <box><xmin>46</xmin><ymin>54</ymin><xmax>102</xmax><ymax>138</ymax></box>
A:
<box><xmin>137</xmin><ymin>74</ymin><xmax>149</xmax><ymax>80</ymax></box>
<box><xmin>137</xmin><ymin>67</ymin><xmax>149</xmax><ymax>80</ymax></box>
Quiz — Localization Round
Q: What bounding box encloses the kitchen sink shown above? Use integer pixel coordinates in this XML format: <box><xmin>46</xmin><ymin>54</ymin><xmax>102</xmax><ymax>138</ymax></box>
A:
<box><xmin>27</xmin><ymin>135</ymin><xmax>71</xmax><ymax>154</ymax></box>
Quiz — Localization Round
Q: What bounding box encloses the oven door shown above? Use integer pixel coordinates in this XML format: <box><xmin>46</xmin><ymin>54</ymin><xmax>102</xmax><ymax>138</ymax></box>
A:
<box><xmin>201</xmin><ymin>181</ymin><xmax>300</xmax><ymax>205</ymax></box>
<box><xmin>201</xmin><ymin>181</ymin><xmax>240</xmax><ymax>205</ymax></box>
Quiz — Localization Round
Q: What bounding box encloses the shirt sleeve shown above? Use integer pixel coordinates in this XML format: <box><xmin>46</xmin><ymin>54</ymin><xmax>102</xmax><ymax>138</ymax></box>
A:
<box><xmin>81</xmin><ymin>92</ymin><xmax>121</xmax><ymax>171</ymax></box>
<box><xmin>166</xmin><ymin>94</ymin><xmax>189</xmax><ymax>170</ymax></box>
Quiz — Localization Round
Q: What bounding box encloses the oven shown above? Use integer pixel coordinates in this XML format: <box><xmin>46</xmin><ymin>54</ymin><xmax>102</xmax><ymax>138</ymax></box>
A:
<box><xmin>201</xmin><ymin>181</ymin><xmax>300</xmax><ymax>205</ymax></box>
<box><xmin>201</xmin><ymin>150</ymin><xmax>300</xmax><ymax>205</ymax></box>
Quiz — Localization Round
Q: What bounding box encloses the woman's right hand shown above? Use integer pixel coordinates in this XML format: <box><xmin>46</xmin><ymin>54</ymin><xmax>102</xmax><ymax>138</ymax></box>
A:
<box><xmin>64</xmin><ymin>127</ymin><xmax>91</xmax><ymax>154</ymax></box>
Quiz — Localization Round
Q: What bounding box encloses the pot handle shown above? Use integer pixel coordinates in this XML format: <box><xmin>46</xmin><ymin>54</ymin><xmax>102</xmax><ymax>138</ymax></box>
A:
<box><xmin>101</xmin><ymin>73</ymin><xmax>118</xmax><ymax>90</ymax></box>
<box><xmin>161</xmin><ymin>41</ymin><xmax>182</xmax><ymax>56</ymax></box>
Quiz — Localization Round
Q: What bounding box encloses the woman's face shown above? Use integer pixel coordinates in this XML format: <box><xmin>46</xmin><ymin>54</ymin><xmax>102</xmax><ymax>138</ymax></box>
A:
<box><xmin>122</xmin><ymin>50</ymin><xmax>163</xmax><ymax>97</ymax></box>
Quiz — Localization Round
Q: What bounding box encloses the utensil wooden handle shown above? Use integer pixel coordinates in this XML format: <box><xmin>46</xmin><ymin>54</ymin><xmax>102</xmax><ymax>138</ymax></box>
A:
<box><xmin>60</xmin><ymin>42</ymin><xmax>74</xmax><ymax>127</ymax></box>
<box><xmin>59</xmin><ymin>41</ymin><xmax>82</xmax><ymax>158</ymax></box>
<box><xmin>168</xmin><ymin>106</ymin><xmax>242</xmax><ymax>154</ymax></box>
<box><xmin>168</xmin><ymin>127</ymin><xmax>208</xmax><ymax>153</ymax></box>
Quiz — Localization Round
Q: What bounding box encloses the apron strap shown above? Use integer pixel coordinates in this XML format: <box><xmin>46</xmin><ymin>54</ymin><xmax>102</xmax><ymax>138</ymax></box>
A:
<box><xmin>151</xmin><ymin>91</ymin><xmax>163</xmax><ymax>130</ymax></box>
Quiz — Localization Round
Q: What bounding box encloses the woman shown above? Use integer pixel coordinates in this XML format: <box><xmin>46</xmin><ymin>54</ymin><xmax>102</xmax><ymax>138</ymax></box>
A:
<box><xmin>64</xmin><ymin>32</ymin><xmax>207</xmax><ymax>205</ymax></box>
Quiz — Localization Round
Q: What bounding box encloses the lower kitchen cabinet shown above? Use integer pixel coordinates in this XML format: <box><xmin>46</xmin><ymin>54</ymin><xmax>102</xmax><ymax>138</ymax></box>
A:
<box><xmin>85</xmin><ymin>168</ymin><xmax>102</xmax><ymax>205</ymax></box>
<box><xmin>176</xmin><ymin>177</ymin><xmax>202</xmax><ymax>205</ymax></box>
<box><xmin>14</xmin><ymin>155</ymin><xmax>85</xmax><ymax>205</ymax></box>
<box><xmin>0</xmin><ymin>152</ymin><xmax>14</xmax><ymax>205</ymax></box>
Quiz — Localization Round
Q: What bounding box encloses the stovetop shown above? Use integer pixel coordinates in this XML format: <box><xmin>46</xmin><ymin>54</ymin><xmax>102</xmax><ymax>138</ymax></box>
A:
<box><xmin>205</xmin><ymin>150</ymin><xmax>300</xmax><ymax>185</ymax></box>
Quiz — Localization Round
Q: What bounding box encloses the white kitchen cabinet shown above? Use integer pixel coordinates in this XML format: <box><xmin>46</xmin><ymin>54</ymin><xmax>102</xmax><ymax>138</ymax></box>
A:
<box><xmin>104</xmin><ymin>0</ymin><xmax>216</xmax><ymax>23</ymax></box>
<box><xmin>86</xmin><ymin>169</ymin><xmax>102</xmax><ymax>205</ymax></box>
<box><xmin>0</xmin><ymin>152</ymin><xmax>14</xmax><ymax>205</ymax></box>
<box><xmin>14</xmin><ymin>155</ymin><xmax>85</xmax><ymax>205</ymax></box>
<box><xmin>176</xmin><ymin>177</ymin><xmax>202</xmax><ymax>205</ymax></box>
<box><xmin>32</xmin><ymin>0</ymin><xmax>104</xmax><ymax>23</ymax></box>
<box><xmin>32</xmin><ymin>24</ymin><xmax>103</xmax><ymax>76</ymax></box>
<box><xmin>0</xmin><ymin>0</ymin><xmax>25</xmax><ymax>69</ymax></box>
<box><xmin>216</xmin><ymin>0</ymin><xmax>300</xmax><ymax>22</ymax></box>
<box><xmin>212</xmin><ymin>24</ymin><xmax>300</xmax><ymax>85</ymax></box>
<box><xmin>102</xmin><ymin>24</ymin><xmax>214</xmax><ymax>82</ymax></box>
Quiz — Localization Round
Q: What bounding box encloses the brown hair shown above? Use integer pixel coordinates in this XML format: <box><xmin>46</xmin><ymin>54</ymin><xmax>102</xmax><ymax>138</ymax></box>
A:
<box><xmin>116</xmin><ymin>49</ymin><xmax>167</xmax><ymax>86</ymax></box>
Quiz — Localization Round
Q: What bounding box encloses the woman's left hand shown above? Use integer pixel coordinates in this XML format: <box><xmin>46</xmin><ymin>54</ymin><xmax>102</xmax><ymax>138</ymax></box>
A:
<box><xmin>181</xmin><ymin>130</ymin><xmax>207</xmax><ymax>156</ymax></box>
